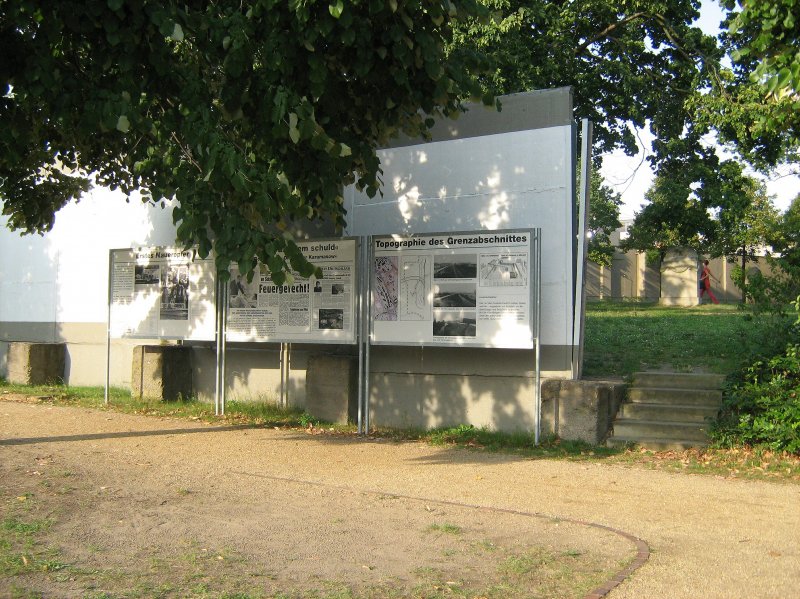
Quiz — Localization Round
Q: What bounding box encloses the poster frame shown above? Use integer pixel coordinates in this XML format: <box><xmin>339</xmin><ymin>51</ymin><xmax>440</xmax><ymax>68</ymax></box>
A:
<box><xmin>368</xmin><ymin>228</ymin><xmax>539</xmax><ymax>350</ymax></box>
<box><xmin>224</xmin><ymin>236</ymin><xmax>360</xmax><ymax>346</ymax></box>
<box><xmin>107</xmin><ymin>246</ymin><xmax>217</xmax><ymax>342</ymax></box>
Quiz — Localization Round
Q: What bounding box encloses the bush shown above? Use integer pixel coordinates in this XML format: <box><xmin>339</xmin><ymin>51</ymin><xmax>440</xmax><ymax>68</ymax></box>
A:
<box><xmin>714</xmin><ymin>297</ymin><xmax>800</xmax><ymax>453</ymax></box>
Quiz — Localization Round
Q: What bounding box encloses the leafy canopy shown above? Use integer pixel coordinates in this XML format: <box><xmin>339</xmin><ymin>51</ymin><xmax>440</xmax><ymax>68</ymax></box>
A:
<box><xmin>698</xmin><ymin>0</ymin><xmax>800</xmax><ymax>168</ymax></box>
<box><xmin>622</xmin><ymin>157</ymin><xmax>777</xmax><ymax>262</ymax></box>
<box><xmin>0</xmin><ymin>0</ymin><xmax>488</xmax><ymax>282</ymax></box>
<box><xmin>451</xmin><ymin>0</ymin><xmax>723</xmax><ymax>163</ymax></box>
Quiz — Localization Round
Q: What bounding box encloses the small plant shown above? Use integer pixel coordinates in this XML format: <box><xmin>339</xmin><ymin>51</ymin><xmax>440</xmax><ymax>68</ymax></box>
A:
<box><xmin>427</xmin><ymin>523</ymin><xmax>462</xmax><ymax>535</ymax></box>
<box><xmin>298</xmin><ymin>411</ymin><xmax>317</xmax><ymax>427</ymax></box>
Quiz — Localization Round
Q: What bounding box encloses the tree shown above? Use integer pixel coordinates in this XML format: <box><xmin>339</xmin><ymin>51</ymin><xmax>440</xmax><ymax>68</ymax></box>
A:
<box><xmin>1</xmin><ymin>0</ymin><xmax>489</xmax><ymax>282</ymax></box>
<box><xmin>695</xmin><ymin>0</ymin><xmax>800</xmax><ymax>169</ymax></box>
<box><xmin>768</xmin><ymin>194</ymin><xmax>800</xmax><ymax>286</ymax></box>
<box><xmin>586</xmin><ymin>170</ymin><xmax>622</xmax><ymax>267</ymax></box>
<box><xmin>450</xmin><ymin>0</ymin><xmax>723</xmax><ymax>162</ymax></box>
<box><xmin>621</xmin><ymin>158</ymin><xmax>777</xmax><ymax>274</ymax></box>
<box><xmin>729</xmin><ymin>0</ymin><xmax>800</xmax><ymax>138</ymax></box>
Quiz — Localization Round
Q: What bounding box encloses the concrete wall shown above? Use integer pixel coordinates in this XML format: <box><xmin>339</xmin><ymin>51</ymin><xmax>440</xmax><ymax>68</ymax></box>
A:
<box><xmin>661</xmin><ymin>247</ymin><xmax>700</xmax><ymax>306</ymax></box>
<box><xmin>540</xmin><ymin>378</ymin><xmax>626</xmax><ymax>444</ymax></box>
<box><xmin>1</xmin><ymin>88</ymin><xmax>584</xmax><ymax>437</ymax></box>
<box><xmin>585</xmin><ymin>246</ymin><xmax>775</xmax><ymax>304</ymax></box>
<box><xmin>345</xmin><ymin>89</ymin><xmax>576</xmax><ymax>357</ymax></box>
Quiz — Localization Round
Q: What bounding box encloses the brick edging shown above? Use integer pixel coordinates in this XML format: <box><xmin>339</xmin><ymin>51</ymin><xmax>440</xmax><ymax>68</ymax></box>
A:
<box><xmin>234</xmin><ymin>470</ymin><xmax>651</xmax><ymax>597</ymax></box>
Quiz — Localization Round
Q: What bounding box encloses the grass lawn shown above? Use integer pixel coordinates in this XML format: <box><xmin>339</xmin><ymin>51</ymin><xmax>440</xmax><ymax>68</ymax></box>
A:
<box><xmin>582</xmin><ymin>301</ymin><xmax>788</xmax><ymax>378</ymax></box>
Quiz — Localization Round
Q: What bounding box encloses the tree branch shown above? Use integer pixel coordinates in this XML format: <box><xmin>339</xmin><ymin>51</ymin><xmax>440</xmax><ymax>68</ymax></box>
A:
<box><xmin>574</xmin><ymin>12</ymin><xmax>650</xmax><ymax>55</ymax></box>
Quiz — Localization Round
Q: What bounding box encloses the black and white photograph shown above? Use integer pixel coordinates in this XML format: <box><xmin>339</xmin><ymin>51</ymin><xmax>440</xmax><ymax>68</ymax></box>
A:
<box><xmin>432</xmin><ymin>310</ymin><xmax>476</xmax><ymax>337</ymax></box>
<box><xmin>228</xmin><ymin>269</ymin><xmax>257</xmax><ymax>308</ymax></box>
<box><xmin>433</xmin><ymin>254</ymin><xmax>477</xmax><ymax>279</ymax></box>
<box><xmin>433</xmin><ymin>282</ymin><xmax>477</xmax><ymax>308</ymax></box>
<box><xmin>134</xmin><ymin>265</ymin><xmax>160</xmax><ymax>285</ymax></box>
<box><xmin>160</xmin><ymin>265</ymin><xmax>189</xmax><ymax>320</ymax></box>
<box><xmin>331</xmin><ymin>284</ymin><xmax>345</xmax><ymax>295</ymax></box>
<box><xmin>318</xmin><ymin>308</ymin><xmax>344</xmax><ymax>330</ymax></box>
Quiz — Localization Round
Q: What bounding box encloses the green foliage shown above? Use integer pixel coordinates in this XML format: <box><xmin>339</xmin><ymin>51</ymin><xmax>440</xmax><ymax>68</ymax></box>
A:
<box><xmin>452</xmin><ymin>0</ymin><xmax>720</xmax><ymax>160</ymax></box>
<box><xmin>426</xmin><ymin>523</ymin><xmax>462</xmax><ymax>535</ymax></box>
<box><xmin>586</xmin><ymin>169</ymin><xmax>622</xmax><ymax>267</ymax></box>
<box><xmin>622</xmin><ymin>158</ymin><xmax>777</xmax><ymax>263</ymax></box>
<box><xmin>768</xmin><ymin>195</ymin><xmax>800</xmax><ymax>282</ymax></box>
<box><xmin>730</xmin><ymin>194</ymin><xmax>800</xmax><ymax>311</ymax></box>
<box><xmin>1</xmin><ymin>0</ymin><xmax>490</xmax><ymax>279</ymax></box>
<box><xmin>715</xmin><ymin>341</ymin><xmax>800</xmax><ymax>453</ymax></box>
<box><xmin>687</xmin><ymin>1</ymin><xmax>799</xmax><ymax>168</ymax></box>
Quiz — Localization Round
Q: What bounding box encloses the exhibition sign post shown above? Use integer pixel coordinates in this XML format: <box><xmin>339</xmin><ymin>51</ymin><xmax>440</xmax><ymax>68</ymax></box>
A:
<box><xmin>223</xmin><ymin>237</ymin><xmax>360</xmax><ymax>412</ymax></box>
<box><xmin>225</xmin><ymin>238</ymin><xmax>359</xmax><ymax>344</ymax></box>
<box><xmin>108</xmin><ymin>247</ymin><xmax>217</xmax><ymax>340</ymax></box>
<box><xmin>366</xmin><ymin>228</ymin><xmax>542</xmax><ymax>441</ymax></box>
<box><xmin>370</xmin><ymin>229</ymin><xmax>537</xmax><ymax>349</ymax></box>
<box><xmin>105</xmin><ymin>247</ymin><xmax>217</xmax><ymax>405</ymax></box>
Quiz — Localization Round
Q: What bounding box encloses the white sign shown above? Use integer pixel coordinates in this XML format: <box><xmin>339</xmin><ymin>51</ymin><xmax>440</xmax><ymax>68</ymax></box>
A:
<box><xmin>226</xmin><ymin>238</ymin><xmax>358</xmax><ymax>344</ymax></box>
<box><xmin>371</xmin><ymin>230</ymin><xmax>534</xmax><ymax>348</ymax></box>
<box><xmin>109</xmin><ymin>247</ymin><xmax>217</xmax><ymax>340</ymax></box>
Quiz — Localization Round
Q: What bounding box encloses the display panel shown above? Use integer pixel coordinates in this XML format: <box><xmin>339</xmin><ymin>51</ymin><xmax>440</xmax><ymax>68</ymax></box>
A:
<box><xmin>226</xmin><ymin>238</ymin><xmax>358</xmax><ymax>344</ymax></box>
<box><xmin>109</xmin><ymin>247</ymin><xmax>217</xmax><ymax>340</ymax></box>
<box><xmin>371</xmin><ymin>230</ymin><xmax>534</xmax><ymax>348</ymax></box>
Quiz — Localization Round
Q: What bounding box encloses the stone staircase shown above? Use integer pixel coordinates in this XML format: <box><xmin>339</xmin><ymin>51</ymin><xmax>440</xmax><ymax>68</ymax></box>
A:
<box><xmin>607</xmin><ymin>372</ymin><xmax>725</xmax><ymax>451</ymax></box>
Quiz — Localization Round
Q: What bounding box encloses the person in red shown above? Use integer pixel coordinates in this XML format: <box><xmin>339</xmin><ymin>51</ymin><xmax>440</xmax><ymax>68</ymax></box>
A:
<box><xmin>699</xmin><ymin>259</ymin><xmax>720</xmax><ymax>304</ymax></box>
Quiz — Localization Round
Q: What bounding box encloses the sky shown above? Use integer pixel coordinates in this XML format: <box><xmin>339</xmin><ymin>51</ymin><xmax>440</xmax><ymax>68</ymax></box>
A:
<box><xmin>599</xmin><ymin>0</ymin><xmax>800</xmax><ymax>220</ymax></box>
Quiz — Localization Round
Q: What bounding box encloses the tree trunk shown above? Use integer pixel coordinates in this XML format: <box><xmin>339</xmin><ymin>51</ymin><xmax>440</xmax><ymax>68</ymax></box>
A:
<box><xmin>741</xmin><ymin>245</ymin><xmax>747</xmax><ymax>304</ymax></box>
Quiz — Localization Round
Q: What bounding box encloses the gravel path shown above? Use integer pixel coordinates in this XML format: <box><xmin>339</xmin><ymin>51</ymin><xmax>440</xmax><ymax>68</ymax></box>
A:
<box><xmin>1</xmin><ymin>400</ymin><xmax>799</xmax><ymax>598</ymax></box>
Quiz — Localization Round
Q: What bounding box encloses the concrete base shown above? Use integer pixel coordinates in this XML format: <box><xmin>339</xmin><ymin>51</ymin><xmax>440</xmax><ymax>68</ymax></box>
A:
<box><xmin>541</xmin><ymin>379</ymin><xmax>626</xmax><ymax>444</ymax></box>
<box><xmin>6</xmin><ymin>342</ymin><xmax>66</xmax><ymax>385</ymax></box>
<box><xmin>131</xmin><ymin>345</ymin><xmax>193</xmax><ymax>401</ymax></box>
<box><xmin>661</xmin><ymin>247</ymin><xmax>699</xmax><ymax>306</ymax></box>
<box><xmin>305</xmin><ymin>354</ymin><xmax>358</xmax><ymax>424</ymax></box>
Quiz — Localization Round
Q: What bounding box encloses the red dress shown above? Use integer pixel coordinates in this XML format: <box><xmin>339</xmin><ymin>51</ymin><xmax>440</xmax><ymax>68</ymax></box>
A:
<box><xmin>699</xmin><ymin>266</ymin><xmax>719</xmax><ymax>304</ymax></box>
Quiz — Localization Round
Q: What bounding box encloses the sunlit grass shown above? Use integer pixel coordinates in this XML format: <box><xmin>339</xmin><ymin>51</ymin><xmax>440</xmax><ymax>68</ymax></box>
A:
<box><xmin>583</xmin><ymin>301</ymin><xmax>789</xmax><ymax>377</ymax></box>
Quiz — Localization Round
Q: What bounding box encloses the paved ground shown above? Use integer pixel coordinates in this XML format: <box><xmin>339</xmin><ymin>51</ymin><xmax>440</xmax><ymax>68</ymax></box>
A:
<box><xmin>1</xmin><ymin>400</ymin><xmax>799</xmax><ymax>598</ymax></box>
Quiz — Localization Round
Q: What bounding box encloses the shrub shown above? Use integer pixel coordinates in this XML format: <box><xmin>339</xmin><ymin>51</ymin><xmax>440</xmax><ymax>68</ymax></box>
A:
<box><xmin>714</xmin><ymin>299</ymin><xmax>800</xmax><ymax>453</ymax></box>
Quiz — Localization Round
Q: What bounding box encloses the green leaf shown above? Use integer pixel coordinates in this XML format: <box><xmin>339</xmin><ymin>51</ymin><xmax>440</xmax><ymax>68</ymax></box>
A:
<box><xmin>329</xmin><ymin>1</ymin><xmax>344</xmax><ymax>19</ymax></box>
<box><xmin>777</xmin><ymin>67</ymin><xmax>792</xmax><ymax>91</ymax></box>
<box><xmin>116</xmin><ymin>115</ymin><xmax>130</xmax><ymax>133</ymax></box>
<box><xmin>171</xmin><ymin>23</ymin><xmax>184</xmax><ymax>42</ymax></box>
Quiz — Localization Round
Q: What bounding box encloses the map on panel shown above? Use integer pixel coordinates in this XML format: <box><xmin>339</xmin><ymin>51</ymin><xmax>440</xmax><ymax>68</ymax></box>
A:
<box><xmin>372</xmin><ymin>256</ymin><xmax>398</xmax><ymax>321</ymax></box>
<box><xmin>399</xmin><ymin>257</ymin><xmax>430</xmax><ymax>321</ymax></box>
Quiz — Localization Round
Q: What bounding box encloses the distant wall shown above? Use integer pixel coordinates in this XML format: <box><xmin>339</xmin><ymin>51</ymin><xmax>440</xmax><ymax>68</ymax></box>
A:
<box><xmin>585</xmin><ymin>247</ymin><xmax>775</xmax><ymax>304</ymax></box>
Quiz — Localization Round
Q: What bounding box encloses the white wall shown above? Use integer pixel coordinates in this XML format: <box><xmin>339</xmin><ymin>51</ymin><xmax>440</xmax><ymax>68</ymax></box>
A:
<box><xmin>1</xmin><ymin>187</ymin><xmax>180</xmax><ymax>324</ymax></box>
<box><xmin>344</xmin><ymin>125</ymin><xmax>575</xmax><ymax>348</ymax></box>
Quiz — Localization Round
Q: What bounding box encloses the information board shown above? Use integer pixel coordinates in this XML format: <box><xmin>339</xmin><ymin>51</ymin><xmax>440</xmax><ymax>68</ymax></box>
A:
<box><xmin>226</xmin><ymin>237</ymin><xmax>358</xmax><ymax>344</ymax></box>
<box><xmin>109</xmin><ymin>247</ymin><xmax>217</xmax><ymax>340</ymax></box>
<box><xmin>371</xmin><ymin>230</ymin><xmax>535</xmax><ymax>348</ymax></box>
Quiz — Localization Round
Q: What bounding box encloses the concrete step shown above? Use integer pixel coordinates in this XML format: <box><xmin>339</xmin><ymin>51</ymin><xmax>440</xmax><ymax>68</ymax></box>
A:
<box><xmin>618</xmin><ymin>403</ymin><xmax>719</xmax><ymax>423</ymax></box>
<box><xmin>612</xmin><ymin>419</ymin><xmax>711</xmax><ymax>442</ymax></box>
<box><xmin>632</xmin><ymin>372</ymin><xmax>725</xmax><ymax>390</ymax></box>
<box><xmin>627</xmin><ymin>387</ymin><xmax>722</xmax><ymax>407</ymax></box>
<box><xmin>607</xmin><ymin>436</ymin><xmax>709</xmax><ymax>452</ymax></box>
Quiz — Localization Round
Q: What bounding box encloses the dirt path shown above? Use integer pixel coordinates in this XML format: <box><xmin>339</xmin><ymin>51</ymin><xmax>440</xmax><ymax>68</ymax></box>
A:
<box><xmin>1</xmin><ymin>400</ymin><xmax>799</xmax><ymax>598</ymax></box>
